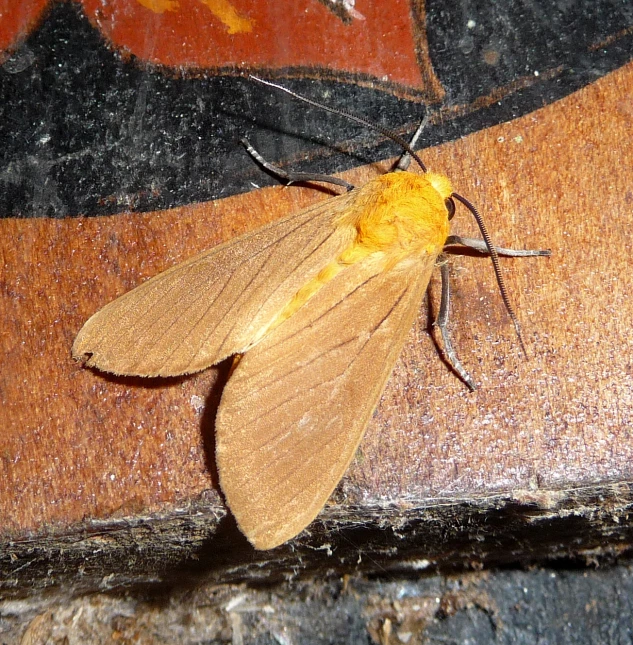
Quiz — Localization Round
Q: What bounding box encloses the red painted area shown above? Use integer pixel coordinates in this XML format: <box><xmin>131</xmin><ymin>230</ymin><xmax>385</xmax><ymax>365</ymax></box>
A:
<box><xmin>0</xmin><ymin>0</ymin><xmax>49</xmax><ymax>56</ymax></box>
<box><xmin>81</xmin><ymin>0</ymin><xmax>427</xmax><ymax>90</ymax></box>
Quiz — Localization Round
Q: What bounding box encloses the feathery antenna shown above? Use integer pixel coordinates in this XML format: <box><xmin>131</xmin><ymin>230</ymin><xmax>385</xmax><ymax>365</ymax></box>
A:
<box><xmin>452</xmin><ymin>192</ymin><xmax>527</xmax><ymax>355</ymax></box>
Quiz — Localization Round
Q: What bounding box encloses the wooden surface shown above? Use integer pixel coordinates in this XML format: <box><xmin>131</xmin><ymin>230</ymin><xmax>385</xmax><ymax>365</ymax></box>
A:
<box><xmin>2</xmin><ymin>56</ymin><xmax>633</xmax><ymax>592</ymax></box>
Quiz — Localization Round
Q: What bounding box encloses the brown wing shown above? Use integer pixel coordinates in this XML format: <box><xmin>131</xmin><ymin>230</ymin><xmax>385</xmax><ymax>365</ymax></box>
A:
<box><xmin>215</xmin><ymin>253</ymin><xmax>436</xmax><ymax>549</ymax></box>
<box><xmin>72</xmin><ymin>191</ymin><xmax>358</xmax><ymax>376</ymax></box>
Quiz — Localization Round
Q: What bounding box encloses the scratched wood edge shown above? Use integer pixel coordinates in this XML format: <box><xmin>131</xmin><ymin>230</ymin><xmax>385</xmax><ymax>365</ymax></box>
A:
<box><xmin>2</xmin><ymin>481</ymin><xmax>633</xmax><ymax>597</ymax></box>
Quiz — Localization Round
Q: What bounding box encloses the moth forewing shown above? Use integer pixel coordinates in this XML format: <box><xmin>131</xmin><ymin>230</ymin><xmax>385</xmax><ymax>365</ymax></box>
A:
<box><xmin>215</xmin><ymin>254</ymin><xmax>437</xmax><ymax>550</ymax></box>
<box><xmin>72</xmin><ymin>191</ymin><xmax>359</xmax><ymax>377</ymax></box>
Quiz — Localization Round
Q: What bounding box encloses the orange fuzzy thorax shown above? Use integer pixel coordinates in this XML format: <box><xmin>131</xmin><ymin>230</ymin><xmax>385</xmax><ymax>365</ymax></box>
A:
<box><xmin>264</xmin><ymin>171</ymin><xmax>452</xmax><ymax>338</ymax></box>
<box><xmin>337</xmin><ymin>171</ymin><xmax>452</xmax><ymax>267</ymax></box>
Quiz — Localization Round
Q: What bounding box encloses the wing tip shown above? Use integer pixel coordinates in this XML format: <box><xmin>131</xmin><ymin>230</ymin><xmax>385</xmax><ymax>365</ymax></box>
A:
<box><xmin>242</xmin><ymin>520</ymin><xmax>307</xmax><ymax>551</ymax></box>
<box><xmin>71</xmin><ymin>332</ymin><xmax>93</xmax><ymax>365</ymax></box>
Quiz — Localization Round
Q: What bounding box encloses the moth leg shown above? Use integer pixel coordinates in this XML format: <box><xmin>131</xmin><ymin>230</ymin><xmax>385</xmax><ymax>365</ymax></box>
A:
<box><xmin>242</xmin><ymin>138</ymin><xmax>355</xmax><ymax>191</ymax></box>
<box><xmin>436</xmin><ymin>255</ymin><xmax>477</xmax><ymax>392</ymax></box>
<box><xmin>445</xmin><ymin>235</ymin><xmax>551</xmax><ymax>258</ymax></box>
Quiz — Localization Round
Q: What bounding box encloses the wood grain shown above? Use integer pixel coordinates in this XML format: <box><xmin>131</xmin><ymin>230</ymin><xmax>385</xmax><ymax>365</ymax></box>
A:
<box><xmin>1</xmin><ymin>60</ymin><xmax>632</xmax><ymax>590</ymax></box>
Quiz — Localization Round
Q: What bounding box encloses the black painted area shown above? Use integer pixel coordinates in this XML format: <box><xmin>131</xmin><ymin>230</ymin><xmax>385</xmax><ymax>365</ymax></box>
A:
<box><xmin>0</xmin><ymin>4</ymin><xmax>423</xmax><ymax>219</ymax></box>
<box><xmin>0</xmin><ymin>1</ymin><xmax>631</xmax><ymax>219</ymax></box>
<box><xmin>427</xmin><ymin>0</ymin><xmax>633</xmax><ymax>104</ymax></box>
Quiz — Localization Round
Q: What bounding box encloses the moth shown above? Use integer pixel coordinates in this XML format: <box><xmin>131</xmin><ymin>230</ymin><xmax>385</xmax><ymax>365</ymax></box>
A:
<box><xmin>73</xmin><ymin>78</ymin><xmax>549</xmax><ymax>549</ymax></box>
